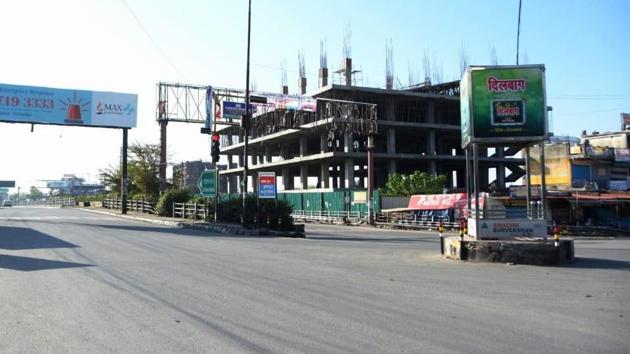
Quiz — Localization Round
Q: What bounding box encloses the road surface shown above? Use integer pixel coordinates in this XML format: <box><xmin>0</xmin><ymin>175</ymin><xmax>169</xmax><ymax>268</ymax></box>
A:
<box><xmin>1</xmin><ymin>207</ymin><xmax>628</xmax><ymax>353</ymax></box>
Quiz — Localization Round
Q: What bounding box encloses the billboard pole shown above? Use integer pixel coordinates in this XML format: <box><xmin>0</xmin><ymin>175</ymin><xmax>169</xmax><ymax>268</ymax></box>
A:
<box><xmin>121</xmin><ymin>128</ymin><xmax>128</xmax><ymax>215</ymax></box>
<box><xmin>473</xmin><ymin>143</ymin><xmax>480</xmax><ymax>237</ymax></box>
<box><xmin>540</xmin><ymin>140</ymin><xmax>547</xmax><ymax>222</ymax></box>
<box><xmin>525</xmin><ymin>145</ymin><xmax>532</xmax><ymax>218</ymax></box>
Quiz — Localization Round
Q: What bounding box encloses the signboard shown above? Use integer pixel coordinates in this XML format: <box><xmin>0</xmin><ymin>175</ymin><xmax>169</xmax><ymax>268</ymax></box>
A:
<box><xmin>222</xmin><ymin>101</ymin><xmax>252</xmax><ymax>120</ymax></box>
<box><xmin>0</xmin><ymin>180</ymin><xmax>16</xmax><ymax>188</ymax></box>
<box><xmin>609</xmin><ymin>180</ymin><xmax>628</xmax><ymax>191</ymax></box>
<box><xmin>257</xmin><ymin>172</ymin><xmax>276</xmax><ymax>199</ymax></box>
<box><xmin>460</xmin><ymin>65</ymin><xmax>547</xmax><ymax>147</ymax></box>
<box><xmin>621</xmin><ymin>113</ymin><xmax>630</xmax><ymax>131</ymax></box>
<box><xmin>215</xmin><ymin>92</ymin><xmax>317</xmax><ymax>123</ymax></box>
<box><xmin>353</xmin><ymin>191</ymin><xmax>367</xmax><ymax>204</ymax></box>
<box><xmin>197</xmin><ymin>170</ymin><xmax>216</xmax><ymax>197</ymax></box>
<box><xmin>530</xmin><ymin>144</ymin><xmax>571</xmax><ymax>187</ymax></box>
<box><xmin>0</xmin><ymin>83</ymin><xmax>137</xmax><ymax>128</ymax></box>
<box><xmin>615</xmin><ymin>148</ymin><xmax>630</xmax><ymax>162</ymax></box>
<box><xmin>0</xmin><ymin>187</ymin><xmax>9</xmax><ymax>192</ymax></box>
<box><xmin>468</xmin><ymin>218</ymin><xmax>547</xmax><ymax>239</ymax></box>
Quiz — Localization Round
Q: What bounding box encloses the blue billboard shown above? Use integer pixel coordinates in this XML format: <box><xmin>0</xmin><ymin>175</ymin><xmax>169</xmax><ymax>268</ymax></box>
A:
<box><xmin>0</xmin><ymin>83</ymin><xmax>137</xmax><ymax>128</ymax></box>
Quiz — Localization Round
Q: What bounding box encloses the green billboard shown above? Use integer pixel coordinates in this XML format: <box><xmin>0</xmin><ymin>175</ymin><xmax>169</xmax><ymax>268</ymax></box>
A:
<box><xmin>460</xmin><ymin>65</ymin><xmax>547</xmax><ymax>148</ymax></box>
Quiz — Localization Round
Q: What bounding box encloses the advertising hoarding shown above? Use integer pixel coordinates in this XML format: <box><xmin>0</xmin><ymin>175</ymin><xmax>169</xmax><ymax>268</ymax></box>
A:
<box><xmin>0</xmin><ymin>83</ymin><xmax>137</xmax><ymax>128</ymax></box>
<box><xmin>460</xmin><ymin>65</ymin><xmax>547</xmax><ymax>147</ymax></box>
<box><xmin>258</xmin><ymin>172</ymin><xmax>276</xmax><ymax>199</ymax></box>
<box><xmin>530</xmin><ymin>144</ymin><xmax>571</xmax><ymax>187</ymax></box>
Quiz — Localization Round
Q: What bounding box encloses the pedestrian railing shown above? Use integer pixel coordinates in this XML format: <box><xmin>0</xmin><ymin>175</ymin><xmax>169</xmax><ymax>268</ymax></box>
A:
<box><xmin>103</xmin><ymin>198</ymin><xmax>156</xmax><ymax>214</ymax></box>
<box><xmin>291</xmin><ymin>210</ymin><xmax>368</xmax><ymax>223</ymax></box>
<box><xmin>172</xmin><ymin>202</ymin><xmax>206</xmax><ymax>220</ymax></box>
<box><xmin>375</xmin><ymin>212</ymin><xmax>459</xmax><ymax>230</ymax></box>
<box><xmin>15</xmin><ymin>197</ymin><xmax>77</xmax><ymax>207</ymax></box>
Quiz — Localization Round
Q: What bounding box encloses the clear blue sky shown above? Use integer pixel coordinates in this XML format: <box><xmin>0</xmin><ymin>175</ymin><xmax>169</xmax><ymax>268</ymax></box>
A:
<box><xmin>0</xmin><ymin>0</ymin><xmax>629</xmax><ymax>189</ymax></box>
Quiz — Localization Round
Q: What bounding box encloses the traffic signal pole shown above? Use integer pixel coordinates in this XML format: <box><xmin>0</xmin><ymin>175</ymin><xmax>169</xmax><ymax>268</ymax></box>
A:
<box><xmin>242</xmin><ymin>0</ymin><xmax>252</xmax><ymax>226</ymax></box>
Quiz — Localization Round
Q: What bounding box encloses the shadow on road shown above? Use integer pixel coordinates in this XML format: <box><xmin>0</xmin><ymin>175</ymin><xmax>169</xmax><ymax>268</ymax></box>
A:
<box><xmin>306</xmin><ymin>235</ymin><xmax>436</xmax><ymax>243</ymax></box>
<box><xmin>91</xmin><ymin>224</ymin><xmax>242</xmax><ymax>238</ymax></box>
<box><xmin>564</xmin><ymin>257</ymin><xmax>630</xmax><ymax>270</ymax></box>
<box><xmin>0</xmin><ymin>254</ymin><xmax>93</xmax><ymax>272</ymax></box>
<box><xmin>0</xmin><ymin>226</ymin><xmax>79</xmax><ymax>250</ymax></box>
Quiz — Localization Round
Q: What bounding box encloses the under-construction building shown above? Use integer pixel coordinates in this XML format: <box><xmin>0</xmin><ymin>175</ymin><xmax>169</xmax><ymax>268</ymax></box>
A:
<box><xmin>217</xmin><ymin>52</ymin><xmax>524</xmax><ymax>195</ymax></box>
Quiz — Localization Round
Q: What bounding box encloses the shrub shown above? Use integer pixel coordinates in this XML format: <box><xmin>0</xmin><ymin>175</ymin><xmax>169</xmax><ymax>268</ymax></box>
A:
<box><xmin>156</xmin><ymin>189</ymin><xmax>190</xmax><ymax>216</ymax></box>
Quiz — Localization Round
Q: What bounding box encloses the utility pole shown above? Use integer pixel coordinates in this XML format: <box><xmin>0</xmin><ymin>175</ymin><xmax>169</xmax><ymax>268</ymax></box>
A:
<box><xmin>242</xmin><ymin>0</ymin><xmax>252</xmax><ymax>226</ymax></box>
<box><xmin>516</xmin><ymin>0</ymin><xmax>522</xmax><ymax>65</ymax></box>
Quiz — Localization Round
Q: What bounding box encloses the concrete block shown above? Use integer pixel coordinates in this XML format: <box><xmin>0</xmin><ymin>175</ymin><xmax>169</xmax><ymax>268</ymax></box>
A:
<box><xmin>442</xmin><ymin>238</ymin><xmax>575</xmax><ymax>266</ymax></box>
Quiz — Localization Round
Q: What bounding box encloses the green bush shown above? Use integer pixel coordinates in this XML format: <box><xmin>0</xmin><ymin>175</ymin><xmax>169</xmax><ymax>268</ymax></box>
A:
<box><xmin>156</xmin><ymin>189</ymin><xmax>190</xmax><ymax>216</ymax></box>
<box><xmin>212</xmin><ymin>195</ymin><xmax>293</xmax><ymax>230</ymax></box>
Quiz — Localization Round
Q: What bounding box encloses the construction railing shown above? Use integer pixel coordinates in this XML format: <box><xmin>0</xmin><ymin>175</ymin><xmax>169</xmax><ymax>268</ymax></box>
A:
<box><xmin>172</xmin><ymin>202</ymin><xmax>206</xmax><ymax>220</ymax></box>
<box><xmin>103</xmin><ymin>198</ymin><xmax>156</xmax><ymax>214</ymax></box>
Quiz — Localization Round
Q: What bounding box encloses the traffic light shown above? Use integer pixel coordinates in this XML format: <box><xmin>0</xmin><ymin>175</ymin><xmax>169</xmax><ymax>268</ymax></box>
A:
<box><xmin>211</xmin><ymin>133</ymin><xmax>221</xmax><ymax>163</ymax></box>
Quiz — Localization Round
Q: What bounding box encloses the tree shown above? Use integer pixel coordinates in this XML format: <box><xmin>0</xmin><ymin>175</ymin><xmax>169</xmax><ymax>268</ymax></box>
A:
<box><xmin>29</xmin><ymin>186</ymin><xmax>44</xmax><ymax>199</ymax></box>
<box><xmin>384</xmin><ymin>171</ymin><xmax>448</xmax><ymax>196</ymax></box>
<box><xmin>128</xmin><ymin>143</ymin><xmax>161</xmax><ymax>200</ymax></box>
<box><xmin>98</xmin><ymin>142</ymin><xmax>162</xmax><ymax>200</ymax></box>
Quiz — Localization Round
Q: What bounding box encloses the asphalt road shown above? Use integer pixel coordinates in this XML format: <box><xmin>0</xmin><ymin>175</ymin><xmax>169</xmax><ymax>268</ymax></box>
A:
<box><xmin>1</xmin><ymin>207</ymin><xmax>628</xmax><ymax>353</ymax></box>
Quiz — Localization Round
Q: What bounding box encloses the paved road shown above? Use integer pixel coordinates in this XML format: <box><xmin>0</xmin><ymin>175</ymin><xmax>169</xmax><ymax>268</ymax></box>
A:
<box><xmin>1</xmin><ymin>207</ymin><xmax>628</xmax><ymax>353</ymax></box>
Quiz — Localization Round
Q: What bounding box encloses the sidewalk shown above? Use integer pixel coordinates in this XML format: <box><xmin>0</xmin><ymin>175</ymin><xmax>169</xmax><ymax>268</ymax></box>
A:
<box><xmin>80</xmin><ymin>207</ymin><xmax>304</xmax><ymax>238</ymax></box>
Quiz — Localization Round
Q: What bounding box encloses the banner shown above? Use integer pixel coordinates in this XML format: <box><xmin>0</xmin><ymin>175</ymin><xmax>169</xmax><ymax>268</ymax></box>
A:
<box><xmin>0</xmin><ymin>83</ymin><xmax>137</xmax><ymax>128</ymax></box>
<box><xmin>407</xmin><ymin>193</ymin><xmax>468</xmax><ymax>210</ymax></box>
<box><xmin>460</xmin><ymin>65</ymin><xmax>546</xmax><ymax>147</ymax></box>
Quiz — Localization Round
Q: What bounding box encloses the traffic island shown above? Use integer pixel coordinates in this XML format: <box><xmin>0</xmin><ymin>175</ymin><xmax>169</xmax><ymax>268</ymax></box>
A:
<box><xmin>442</xmin><ymin>237</ymin><xmax>575</xmax><ymax>266</ymax></box>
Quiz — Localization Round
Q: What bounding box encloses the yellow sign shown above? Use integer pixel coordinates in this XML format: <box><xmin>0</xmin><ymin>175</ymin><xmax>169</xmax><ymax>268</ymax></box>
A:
<box><xmin>530</xmin><ymin>144</ymin><xmax>571</xmax><ymax>187</ymax></box>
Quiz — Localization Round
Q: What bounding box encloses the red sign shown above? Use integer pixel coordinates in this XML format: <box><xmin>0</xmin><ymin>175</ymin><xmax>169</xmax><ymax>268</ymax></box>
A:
<box><xmin>407</xmin><ymin>193</ymin><xmax>468</xmax><ymax>210</ymax></box>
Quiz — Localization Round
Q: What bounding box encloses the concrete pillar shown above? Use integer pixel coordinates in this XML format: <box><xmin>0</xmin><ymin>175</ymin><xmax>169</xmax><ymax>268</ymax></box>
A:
<box><xmin>300</xmin><ymin>165</ymin><xmax>308</xmax><ymax>189</ymax></box>
<box><xmin>426</xmin><ymin>101</ymin><xmax>435</xmax><ymax>123</ymax></box>
<box><xmin>428</xmin><ymin>161</ymin><xmax>437</xmax><ymax>176</ymax></box>
<box><xmin>282</xmin><ymin>167</ymin><xmax>292</xmax><ymax>190</ymax></box>
<box><xmin>332</xmin><ymin>165</ymin><xmax>339</xmax><ymax>189</ymax></box>
<box><xmin>320</xmin><ymin>133</ymin><xmax>327</xmax><ymax>153</ymax></box>
<box><xmin>343</xmin><ymin>132</ymin><xmax>352</xmax><ymax>153</ymax></box>
<box><xmin>264</xmin><ymin>146</ymin><xmax>272</xmax><ymax>163</ymax></box>
<box><xmin>388</xmin><ymin>160</ymin><xmax>397</xmax><ymax>176</ymax></box>
<box><xmin>386</xmin><ymin>99</ymin><xmax>395</xmax><ymax>121</ymax></box>
<box><xmin>238</xmin><ymin>154</ymin><xmax>244</xmax><ymax>167</ymax></box>
<box><xmin>320</xmin><ymin>162</ymin><xmax>330</xmax><ymax>189</ymax></box>
<box><xmin>258</xmin><ymin>154</ymin><xmax>264</xmax><ymax>165</ymax></box>
<box><xmin>227</xmin><ymin>154</ymin><xmax>233</xmax><ymax>168</ymax></box>
<box><xmin>427</xmin><ymin>130</ymin><xmax>436</xmax><ymax>155</ymax></box>
<box><xmin>280</xmin><ymin>144</ymin><xmax>289</xmax><ymax>160</ymax></box>
<box><xmin>228</xmin><ymin>175</ymin><xmax>237</xmax><ymax>194</ymax></box>
<box><xmin>299</xmin><ymin>135</ymin><xmax>308</xmax><ymax>157</ymax></box>
<box><xmin>344</xmin><ymin>159</ymin><xmax>354</xmax><ymax>189</ymax></box>
<box><xmin>387</xmin><ymin>127</ymin><xmax>396</xmax><ymax>153</ymax></box>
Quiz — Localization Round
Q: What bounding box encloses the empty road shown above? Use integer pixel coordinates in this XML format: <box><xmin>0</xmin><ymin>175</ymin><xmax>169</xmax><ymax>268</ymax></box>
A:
<box><xmin>1</xmin><ymin>207</ymin><xmax>628</xmax><ymax>353</ymax></box>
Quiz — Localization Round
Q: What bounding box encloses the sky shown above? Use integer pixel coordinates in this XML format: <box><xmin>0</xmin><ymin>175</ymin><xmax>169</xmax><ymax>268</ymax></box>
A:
<box><xmin>0</xmin><ymin>0</ymin><xmax>629</xmax><ymax>192</ymax></box>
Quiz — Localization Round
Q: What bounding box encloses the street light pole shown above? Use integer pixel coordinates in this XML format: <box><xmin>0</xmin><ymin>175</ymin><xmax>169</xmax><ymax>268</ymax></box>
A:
<box><xmin>241</xmin><ymin>0</ymin><xmax>252</xmax><ymax>226</ymax></box>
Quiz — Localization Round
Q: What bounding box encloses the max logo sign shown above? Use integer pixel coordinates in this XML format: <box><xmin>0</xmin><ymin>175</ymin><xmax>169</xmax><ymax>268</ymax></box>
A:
<box><xmin>96</xmin><ymin>102</ymin><xmax>135</xmax><ymax>115</ymax></box>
